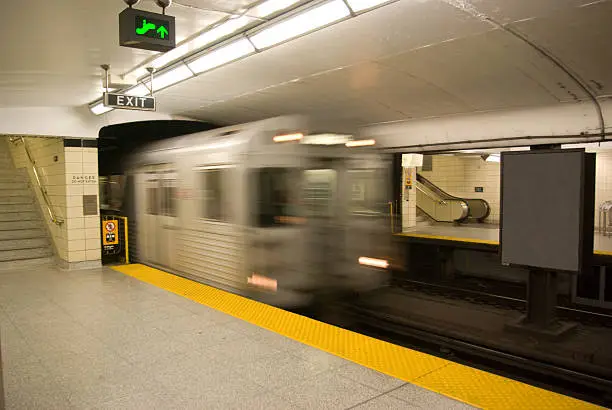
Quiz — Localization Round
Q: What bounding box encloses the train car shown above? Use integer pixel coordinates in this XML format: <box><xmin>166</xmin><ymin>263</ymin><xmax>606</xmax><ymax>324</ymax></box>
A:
<box><xmin>123</xmin><ymin>116</ymin><xmax>395</xmax><ymax>308</ymax></box>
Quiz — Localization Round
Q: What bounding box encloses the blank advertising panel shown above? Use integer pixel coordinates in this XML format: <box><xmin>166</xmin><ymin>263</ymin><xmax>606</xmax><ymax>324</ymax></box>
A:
<box><xmin>500</xmin><ymin>150</ymin><xmax>590</xmax><ymax>273</ymax></box>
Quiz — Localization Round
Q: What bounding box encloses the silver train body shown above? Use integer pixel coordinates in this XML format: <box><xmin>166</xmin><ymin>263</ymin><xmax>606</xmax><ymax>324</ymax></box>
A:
<box><xmin>125</xmin><ymin>116</ymin><xmax>394</xmax><ymax>308</ymax></box>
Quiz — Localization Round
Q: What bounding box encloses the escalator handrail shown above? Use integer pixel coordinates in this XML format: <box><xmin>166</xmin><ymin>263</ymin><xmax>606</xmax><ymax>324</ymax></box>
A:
<box><xmin>416</xmin><ymin>173</ymin><xmax>490</xmax><ymax>221</ymax></box>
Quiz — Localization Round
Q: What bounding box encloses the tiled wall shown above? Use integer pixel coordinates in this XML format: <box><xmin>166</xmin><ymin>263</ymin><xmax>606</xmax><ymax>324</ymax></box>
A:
<box><xmin>595</xmin><ymin>151</ymin><xmax>612</xmax><ymax>231</ymax></box>
<box><xmin>419</xmin><ymin>155</ymin><xmax>501</xmax><ymax>224</ymax></box>
<box><xmin>8</xmin><ymin>137</ymin><xmax>101</xmax><ymax>267</ymax></box>
<box><xmin>65</xmin><ymin>145</ymin><xmax>101</xmax><ymax>264</ymax></box>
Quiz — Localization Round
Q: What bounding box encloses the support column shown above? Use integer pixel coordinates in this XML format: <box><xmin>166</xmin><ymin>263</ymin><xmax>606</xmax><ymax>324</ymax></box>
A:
<box><xmin>402</xmin><ymin>166</ymin><xmax>417</xmax><ymax>232</ymax></box>
<box><xmin>506</xmin><ymin>269</ymin><xmax>577</xmax><ymax>339</ymax></box>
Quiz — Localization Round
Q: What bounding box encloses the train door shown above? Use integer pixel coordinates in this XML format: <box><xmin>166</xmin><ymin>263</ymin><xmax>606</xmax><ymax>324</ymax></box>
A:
<box><xmin>144</xmin><ymin>166</ymin><xmax>178</xmax><ymax>269</ymax></box>
<box><xmin>303</xmin><ymin>158</ymin><xmax>344</xmax><ymax>287</ymax></box>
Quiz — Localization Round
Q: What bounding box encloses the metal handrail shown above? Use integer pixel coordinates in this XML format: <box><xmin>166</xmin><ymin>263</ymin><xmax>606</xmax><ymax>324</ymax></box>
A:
<box><xmin>415</xmin><ymin>182</ymin><xmax>447</xmax><ymax>205</ymax></box>
<box><xmin>9</xmin><ymin>137</ymin><xmax>63</xmax><ymax>225</ymax></box>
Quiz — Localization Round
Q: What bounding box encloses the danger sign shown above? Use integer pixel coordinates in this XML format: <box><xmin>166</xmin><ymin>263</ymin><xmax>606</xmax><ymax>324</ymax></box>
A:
<box><xmin>103</xmin><ymin>219</ymin><xmax>119</xmax><ymax>246</ymax></box>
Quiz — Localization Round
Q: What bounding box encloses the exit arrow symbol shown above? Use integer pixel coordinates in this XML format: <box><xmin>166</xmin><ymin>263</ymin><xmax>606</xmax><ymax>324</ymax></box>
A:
<box><xmin>157</xmin><ymin>26</ymin><xmax>168</xmax><ymax>39</ymax></box>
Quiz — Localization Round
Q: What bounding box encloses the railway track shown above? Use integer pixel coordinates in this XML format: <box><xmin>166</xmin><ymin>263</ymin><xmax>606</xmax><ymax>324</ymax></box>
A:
<box><xmin>392</xmin><ymin>277</ymin><xmax>612</xmax><ymax>328</ymax></box>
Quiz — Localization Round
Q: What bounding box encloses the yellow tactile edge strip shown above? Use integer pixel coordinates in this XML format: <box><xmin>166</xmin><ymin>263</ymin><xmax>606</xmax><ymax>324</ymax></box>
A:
<box><xmin>395</xmin><ymin>232</ymin><xmax>500</xmax><ymax>245</ymax></box>
<box><xmin>112</xmin><ymin>264</ymin><xmax>602</xmax><ymax>410</ymax></box>
<box><xmin>398</xmin><ymin>233</ymin><xmax>612</xmax><ymax>256</ymax></box>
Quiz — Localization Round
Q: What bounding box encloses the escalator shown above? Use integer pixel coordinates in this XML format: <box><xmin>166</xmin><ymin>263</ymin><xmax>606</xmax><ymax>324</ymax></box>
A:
<box><xmin>416</xmin><ymin>173</ymin><xmax>490</xmax><ymax>223</ymax></box>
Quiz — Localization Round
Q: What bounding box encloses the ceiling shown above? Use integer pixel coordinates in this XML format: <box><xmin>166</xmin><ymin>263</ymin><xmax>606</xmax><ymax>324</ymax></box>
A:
<box><xmin>1</xmin><ymin>0</ymin><xmax>611</xmax><ymax>134</ymax></box>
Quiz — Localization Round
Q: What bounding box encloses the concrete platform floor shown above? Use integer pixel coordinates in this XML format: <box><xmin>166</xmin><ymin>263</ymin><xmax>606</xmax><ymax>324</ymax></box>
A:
<box><xmin>0</xmin><ymin>264</ymin><xmax>475</xmax><ymax>409</ymax></box>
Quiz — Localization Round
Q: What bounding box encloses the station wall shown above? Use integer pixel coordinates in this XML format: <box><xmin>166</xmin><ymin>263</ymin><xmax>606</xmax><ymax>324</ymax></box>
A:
<box><xmin>8</xmin><ymin>137</ymin><xmax>101</xmax><ymax>268</ymax></box>
<box><xmin>418</xmin><ymin>155</ymin><xmax>501</xmax><ymax>224</ymax></box>
<box><xmin>595</xmin><ymin>151</ymin><xmax>612</xmax><ymax>230</ymax></box>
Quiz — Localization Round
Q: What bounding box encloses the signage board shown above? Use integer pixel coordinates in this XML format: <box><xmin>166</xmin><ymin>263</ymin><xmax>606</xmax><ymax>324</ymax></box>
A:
<box><xmin>104</xmin><ymin>92</ymin><xmax>156</xmax><ymax>111</ymax></box>
<box><xmin>119</xmin><ymin>8</ymin><xmax>176</xmax><ymax>52</ymax></box>
<box><xmin>103</xmin><ymin>220</ymin><xmax>119</xmax><ymax>246</ymax></box>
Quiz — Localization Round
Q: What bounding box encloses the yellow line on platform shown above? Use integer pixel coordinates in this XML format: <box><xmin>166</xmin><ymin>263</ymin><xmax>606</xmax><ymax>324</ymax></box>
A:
<box><xmin>396</xmin><ymin>232</ymin><xmax>500</xmax><ymax>245</ymax></box>
<box><xmin>112</xmin><ymin>263</ymin><xmax>601</xmax><ymax>410</ymax></box>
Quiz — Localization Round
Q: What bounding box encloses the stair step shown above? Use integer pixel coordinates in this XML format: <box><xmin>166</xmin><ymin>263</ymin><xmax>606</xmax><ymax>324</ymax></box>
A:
<box><xmin>0</xmin><ymin>188</ymin><xmax>31</xmax><ymax>197</ymax></box>
<box><xmin>0</xmin><ymin>203</ymin><xmax>36</xmax><ymax>213</ymax></box>
<box><xmin>0</xmin><ymin>238</ymin><xmax>49</xmax><ymax>251</ymax></box>
<box><xmin>0</xmin><ymin>220</ymin><xmax>43</xmax><ymax>231</ymax></box>
<box><xmin>0</xmin><ymin>195</ymin><xmax>32</xmax><ymax>205</ymax></box>
<box><xmin>0</xmin><ymin>182</ymin><xmax>29</xmax><ymax>190</ymax></box>
<box><xmin>0</xmin><ymin>247</ymin><xmax>52</xmax><ymax>262</ymax></box>
<box><xmin>0</xmin><ymin>228</ymin><xmax>46</xmax><ymax>240</ymax></box>
<box><xmin>0</xmin><ymin>256</ymin><xmax>54</xmax><ymax>271</ymax></box>
<box><xmin>0</xmin><ymin>212</ymin><xmax>39</xmax><ymax>222</ymax></box>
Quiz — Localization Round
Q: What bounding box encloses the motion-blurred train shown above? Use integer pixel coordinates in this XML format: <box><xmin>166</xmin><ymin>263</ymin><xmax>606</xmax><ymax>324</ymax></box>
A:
<box><xmin>110</xmin><ymin>116</ymin><xmax>396</xmax><ymax>308</ymax></box>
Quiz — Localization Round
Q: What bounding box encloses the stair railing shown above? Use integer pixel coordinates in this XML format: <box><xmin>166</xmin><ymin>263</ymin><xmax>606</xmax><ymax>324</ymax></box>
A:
<box><xmin>8</xmin><ymin>137</ymin><xmax>63</xmax><ymax>226</ymax></box>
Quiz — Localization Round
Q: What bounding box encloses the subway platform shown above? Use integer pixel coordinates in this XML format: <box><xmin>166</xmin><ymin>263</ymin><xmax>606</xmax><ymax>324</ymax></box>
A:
<box><xmin>0</xmin><ymin>263</ymin><xmax>600</xmax><ymax>409</ymax></box>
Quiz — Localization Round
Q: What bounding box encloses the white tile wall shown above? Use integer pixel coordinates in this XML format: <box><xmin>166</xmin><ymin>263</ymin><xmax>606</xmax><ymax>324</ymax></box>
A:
<box><xmin>8</xmin><ymin>138</ymin><xmax>101</xmax><ymax>264</ymax></box>
<box><xmin>419</xmin><ymin>155</ymin><xmax>501</xmax><ymax>224</ymax></box>
<box><xmin>595</xmin><ymin>152</ymin><xmax>612</xmax><ymax>231</ymax></box>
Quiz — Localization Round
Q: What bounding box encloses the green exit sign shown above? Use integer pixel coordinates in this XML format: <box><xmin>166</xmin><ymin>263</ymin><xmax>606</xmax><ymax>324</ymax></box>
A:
<box><xmin>119</xmin><ymin>8</ymin><xmax>175</xmax><ymax>52</ymax></box>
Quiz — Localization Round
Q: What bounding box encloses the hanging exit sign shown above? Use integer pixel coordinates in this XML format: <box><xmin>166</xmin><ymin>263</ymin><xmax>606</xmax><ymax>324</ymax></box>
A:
<box><xmin>119</xmin><ymin>8</ymin><xmax>176</xmax><ymax>52</ymax></box>
<box><xmin>104</xmin><ymin>92</ymin><xmax>156</xmax><ymax>111</ymax></box>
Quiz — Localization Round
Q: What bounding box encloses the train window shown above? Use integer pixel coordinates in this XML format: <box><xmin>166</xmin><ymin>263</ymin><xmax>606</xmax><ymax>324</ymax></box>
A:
<box><xmin>348</xmin><ymin>169</ymin><xmax>386</xmax><ymax>215</ymax></box>
<box><xmin>303</xmin><ymin>169</ymin><xmax>336</xmax><ymax>218</ymax></box>
<box><xmin>146</xmin><ymin>187</ymin><xmax>159</xmax><ymax>215</ymax></box>
<box><xmin>252</xmin><ymin>168</ymin><xmax>302</xmax><ymax>227</ymax></box>
<box><xmin>199</xmin><ymin>167</ymin><xmax>233</xmax><ymax>222</ymax></box>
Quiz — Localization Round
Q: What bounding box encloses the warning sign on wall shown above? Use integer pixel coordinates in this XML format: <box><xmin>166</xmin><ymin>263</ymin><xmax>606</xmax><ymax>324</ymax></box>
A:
<box><xmin>102</xmin><ymin>220</ymin><xmax>119</xmax><ymax>246</ymax></box>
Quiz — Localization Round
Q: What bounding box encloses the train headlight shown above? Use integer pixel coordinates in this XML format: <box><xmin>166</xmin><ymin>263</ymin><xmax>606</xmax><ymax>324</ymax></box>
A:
<box><xmin>358</xmin><ymin>257</ymin><xmax>389</xmax><ymax>269</ymax></box>
<box><xmin>247</xmin><ymin>273</ymin><xmax>278</xmax><ymax>291</ymax></box>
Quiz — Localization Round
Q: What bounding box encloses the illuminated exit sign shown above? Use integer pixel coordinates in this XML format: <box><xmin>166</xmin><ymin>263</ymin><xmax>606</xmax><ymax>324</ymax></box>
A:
<box><xmin>104</xmin><ymin>92</ymin><xmax>156</xmax><ymax>111</ymax></box>
<box><xmin>119</xmin><ymin>8</ymin><xmax>175</xmax><ymax>52</ymax></box>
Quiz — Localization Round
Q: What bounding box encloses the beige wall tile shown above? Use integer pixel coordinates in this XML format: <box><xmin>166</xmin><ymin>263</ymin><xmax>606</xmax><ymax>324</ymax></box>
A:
<box><xmin>86</xmin><ymin>249</ymin><xmax>101</xmax><ymax>261</ymax></box>
<box><xmin>68</xmin><ymin>250</ymin><xmax>86</xmax><ymax>262</ymax></box>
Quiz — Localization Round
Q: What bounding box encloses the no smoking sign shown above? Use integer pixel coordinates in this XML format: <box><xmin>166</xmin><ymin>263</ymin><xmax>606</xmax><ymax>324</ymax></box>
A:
<box><xmin>103</xmin><ymin>220</ymin><xmax>119</xmax><ymax>246</ymax></box>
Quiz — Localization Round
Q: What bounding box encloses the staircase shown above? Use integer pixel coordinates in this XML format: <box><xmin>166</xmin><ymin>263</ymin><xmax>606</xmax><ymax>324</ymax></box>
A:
<box><xmin>0</xmin><ymin>139</ymin><xmax>54</xmax><ymax>269</ymax></box>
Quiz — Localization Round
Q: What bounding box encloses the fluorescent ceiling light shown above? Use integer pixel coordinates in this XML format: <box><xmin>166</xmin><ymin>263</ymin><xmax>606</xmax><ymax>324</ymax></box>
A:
<box><xmin>145</xmin><ymin>64</ymin><xmax>193</xmax><ymax>91</ymax></box>
<box><xmin>346</xmin><ymin>0</ymin><xmax>391</xmax><ymax>12</ymax></box>
<box><xmin>346</xmin><ymin>139</ymin><xmax>376</xmax><ymax>147</ymax></box>
<box><xmin>90</xmin><ymin>101</ymin><xmax>113</xmax><ymax>115</ymax></box>
<box><xmin>187</xmin><ymin>39</ymin><xmax>255</xmax><ymax>74</ymax></box>
<box><xmin>123</xmin><ymin>83</ymin><xmax>150</xmax><ymax>97</ymax></box>
<box><xmin>250</xmin><ymin>0</ymin><xmax>351</xmax><ymax>49</ymax></box>
<box><xmin>150</xmin><ymin>43</ymin><xmax>191</xmax><ymax>70</ymax></box>
<box><xmin>249</xmin><ymin>0</ymin><xmax>302</xmax><ymax>18</ymax></box>
<box><xmin>192</xmin><ymin>16</ymin><xmax>255</xmax><ymax>50</ymax></box>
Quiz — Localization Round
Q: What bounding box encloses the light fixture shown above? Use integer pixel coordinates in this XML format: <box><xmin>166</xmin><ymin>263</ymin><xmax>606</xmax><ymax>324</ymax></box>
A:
<box><xmin>187</xmin><ymin>39</ymin><xmax>255</xmax><ymax>74</ymax></box>
<box><xmin>144</xmin><ymin>63</ymin><xmax>193</xmax><ymax>91</ymax></box>
<box><xmin>249</xmin><ymin>0</ymin><xmax>351</xmax><ymax>49</ymax></box>
<box><xmin>273</xmin><ymin>132</ymin><xmax>304</xmax><ymax>142</ymax></box>
<box><xmin>149</xmin><ymin>43</ymin><xmax>191</xmax><ymax>70</ymax></box>
<box><xmin>90</xmin><ymin>101</ymin><xmax>113</xmax><ymax>115</ymax></box>
<box><xmin>485</xmin><ymin>154</ymin><xmax>501</xmax><ymax>163</ymax></box>
<box><xmin>249</xmin><ymin>0</ymin><xmax>303</xmax><ymax>18</ymax></box>
<box><xmin>346</xmin><ymin>0</ymin><xmax>391</xmax><ymax>12</ymax></box>
<box><xmin>346</xmin><ymin>139</ymin><xmax>376</xmax><ymax>147</ymax></box>
<box><xmin>358</xmin><ymin>257</ymin><xmax>389</xmax><ymax>269</ymax></box>
<box><xmin>123</xmin><ymin>83</ymin><xmax>150</xmax><ymax>96</ymax></box>
<box><xmin>301</xmin><ymin>134</ymin><xmax>351</xmax><ymax>145</ymax></box>
<box><xmin>192</xmin><ymin>16</ymin><xmax>255</xmax><ymax>50</ymax></box>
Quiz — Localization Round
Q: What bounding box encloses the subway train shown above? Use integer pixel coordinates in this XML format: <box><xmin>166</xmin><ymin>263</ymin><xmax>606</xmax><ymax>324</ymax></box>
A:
<box><xmin>117</xmin><ymin>116</ymin><xmax>396</xmax><ymax>308</ymax></box>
